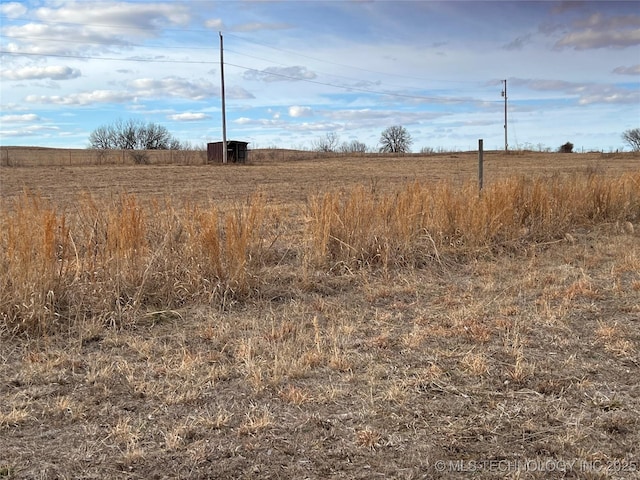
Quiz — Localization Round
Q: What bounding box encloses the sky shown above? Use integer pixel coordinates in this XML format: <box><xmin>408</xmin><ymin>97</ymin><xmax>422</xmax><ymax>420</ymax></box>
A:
<box><xmin>1</xmin><ymin>0</ymin><xmax>639</xmax><ymax>152</ymax></box>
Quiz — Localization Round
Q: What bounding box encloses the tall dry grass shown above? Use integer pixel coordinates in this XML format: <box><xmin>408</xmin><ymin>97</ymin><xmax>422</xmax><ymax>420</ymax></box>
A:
<box><xmin>0</xmin><ymin>192</ymin><xmax>270</xmax><ymax>334</ymax></box>
<box><xmin>1</xmin><ymin>172</ymin><xmax>638</xmax><ymax>334</ymax></box>
<box><xmin>305</xmin><ymin>173</ymin><xmax>640</xmax><ymax>268</ymax></box>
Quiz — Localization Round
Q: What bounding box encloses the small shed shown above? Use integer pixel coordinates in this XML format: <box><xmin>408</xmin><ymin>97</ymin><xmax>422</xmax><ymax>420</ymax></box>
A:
<box><xmin>207</xmin><ymin>141</ymin><xmax>249</xmax><ymax>164</ymax></box>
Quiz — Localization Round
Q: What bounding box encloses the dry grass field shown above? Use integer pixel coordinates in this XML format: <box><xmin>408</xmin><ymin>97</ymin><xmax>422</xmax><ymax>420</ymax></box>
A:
<box><xmin>1</xmin><ymin>150</ymin><xmax>639</xmax><ymax>479</ymax></box>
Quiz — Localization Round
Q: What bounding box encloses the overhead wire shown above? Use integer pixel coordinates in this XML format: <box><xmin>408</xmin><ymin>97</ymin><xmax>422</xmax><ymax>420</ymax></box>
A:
<box><xmin>1</xmin><ymin>31</ymin><xmax>477</xmax><ymax>95</ymax></box>
<box><xmin>0</xmin><ymin>49</ymin><xmax>217</xmax><ymax>64</ymax></box>
<box><xmin>0</xmin><ymin>33</ymin><xmax>216</xmax><ymax>51</ymax></box>
<box><xmin>1</xmin><ymin>15</ymin><xmax>504</xmax><ymax>104</ymax></box>
<box><xmin>225</xmin><ymin>61</ymin><xmax>500</xmax><ymax>103</ymax></box>
<box><xmin>1</xmin><ymin>14</ymin><xmax>469</xmax><ymax>85</ymax></box>
<box><xmin>0</xmin><ymin>14</ymin><xmax>214</xmax><ymax>34</ymax></box>
<box><xmin>224</xmin><ymin>47</ymin><xmax>447</xmax><ymax>97</ymax></box>
<box><xmin>2</xmin><ymin>31</ymin><xmax>446</xmax><ymax>93</ymax></box>
<box><xmin>222</xmin><ymin>31</ymin><xmax>480</xmax><ymax>86</ymax></box>
<box><xmin>2</xmin><ymin>46</ymin><xmax>498</xmax><ymax>103</ymax></box>
<box><xmin>1</xmin><ymin>13</ymin><xmax>486</xmax><ymax>87</ymax></box>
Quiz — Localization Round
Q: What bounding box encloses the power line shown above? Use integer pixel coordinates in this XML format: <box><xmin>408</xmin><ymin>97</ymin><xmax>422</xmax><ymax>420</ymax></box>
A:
<box><xmin>0</xmin><ymin>14</ymin><xmax>211</xmax><ymax>34</ymax></box>
<box><xmin>0</xmin><ymin>50</ymin><xmax>217</xmax><ymax>64</ymax></box>
<box><xmin>226</xmin><ymin>61</ymin><xmax>502</xmax><ymax>103</ymax></box>
<box><xmin>0</xmin><ymin>12</ymin><xmax>477</xmax><ymax>87</ymax></box>
<box><xmin>0</xmin><ymin>48</ymin><xmax>503</xmax><ymax>104</ymax></box>
<box><xmin>0</xmin><ymin>33</ymin><xmax>215</xmax><ymax>51</ymax></box>
<box><xmin>2</xmin><ymin>17</ymin><xmax>504</xmax><ymax>105</ymax></box>
<box><xmin>223</xmin><ymin>31</ymin><xmax>480</xmax><ymax>86</ymax></box>
<box><xmin>225</xmin><ymin>48</ymin><xmax>422</xmax><ymax>94</ymax></box>
<box><xmin>2</xmin><ymin>29</ymin><xmax>461</xmax><ymax>90</ymax></box>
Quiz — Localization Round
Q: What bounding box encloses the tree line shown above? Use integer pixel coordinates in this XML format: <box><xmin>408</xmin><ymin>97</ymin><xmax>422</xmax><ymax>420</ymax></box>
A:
<box><xmin>311</xmin><ymin>125</ymin><xmax>413</xmax><ymax>154</ymax></box>
<box><xmin>89</xmin><ymin>119</ymin><xmax>183</xmax><ymax>150</ymax></box>
<box><xmin>89</xmin><ymin>120</ymin><xmax>640</xmax><ymax>154</ymax></box>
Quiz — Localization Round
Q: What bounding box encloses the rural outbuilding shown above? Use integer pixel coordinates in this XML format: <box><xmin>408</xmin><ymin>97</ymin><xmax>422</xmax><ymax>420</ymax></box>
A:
<box><xmin>207</xmin><ymin>141</ymin><xmax>249</xmax><ymax>164</ymax></box>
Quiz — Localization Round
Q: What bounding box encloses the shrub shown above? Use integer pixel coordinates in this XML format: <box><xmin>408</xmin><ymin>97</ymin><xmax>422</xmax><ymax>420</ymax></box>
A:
<box><xmin>559</xmin><ymin>142</ymin><xmax>574</xmax><ymax>153</ymax></box>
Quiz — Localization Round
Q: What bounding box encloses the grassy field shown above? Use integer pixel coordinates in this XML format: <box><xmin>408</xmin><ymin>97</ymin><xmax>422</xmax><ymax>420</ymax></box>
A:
<box><xmin>1</xmin><ymin>150</ymin><xmax>639</xmax><ymax>479</ymax></box>
<box><xmin>1</xmin><ymin>150</ymin><xmax>637</xmax><ymax>210</ymax></box>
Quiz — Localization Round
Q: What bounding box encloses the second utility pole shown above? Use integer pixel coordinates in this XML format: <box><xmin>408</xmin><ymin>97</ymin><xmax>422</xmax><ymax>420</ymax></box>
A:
<box><xmin>220</xmin><ymin>32</ymin><xmax>228</xmax><ymax>164</ymax></box>
<box><xmin>502</xmin><ymin>79</ymin><xmax>508</xmax><ymax>153</ymax></box>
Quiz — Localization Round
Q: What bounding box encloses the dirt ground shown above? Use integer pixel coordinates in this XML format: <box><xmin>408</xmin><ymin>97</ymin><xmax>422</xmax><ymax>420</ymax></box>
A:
<box><xmin>1</xmin><ymin>152</ymin><xmax>639</xmax><ymax>479</ymax></box>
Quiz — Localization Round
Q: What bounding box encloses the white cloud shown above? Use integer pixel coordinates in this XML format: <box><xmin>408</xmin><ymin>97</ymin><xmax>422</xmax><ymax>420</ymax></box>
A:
<box><xmin>0</xmin><ymin>114</ymin><xmax>40</xmax><ymax>122</ymax></box>
<box><xmin>510</xmin><ymin>78</ymin><xmax>640</xmax><ymax>105</ymax></box>
<box><xmin>0</xmin><ymin>2</ymin><xmax>27</xmax><ymax>18</ymax></box>
<box><xmin>572</xmin><ymin>13</ymin><xmax>640</xmax><ymax>31</ymax></box>
<box><xmin>4</xmin><ymin>2</ymin><xmax>191</xmax><ymax>55</ymax></box>
<box><xmin>206</xmin><ymin>18</ymin><xmax>290</xmax><ymax>32</ymax></box>
<box><xmin>612</xmin><ymin>65</ymin><xmax>640</xmax><ymax>75</ymax></box>
<box><xmin>323</xmin><ymin>109</ymin><xmax>443</xmax><ymax>128</ymax></box>
<box><xmin>168</xmin><ymin>112</ymin><xmax>210</xmax><ymax>121</ymax></box>
<box><xmin>0</xmin><ymin>103</ymin><xmax>30</xmax><ymax>112</ymax></box>
<box><xmin>130</xmin><ymin>77</ymin><xmax>254</xmax><ymax>100</ymax></box>
<box><xmin>323</xmin><ymin>109</ymin><xmax>395</xmax><ymax>121</ymax></box>
<box><xmin>226</xmin><ymin>86</ymin><xmax>255</xmax><ymax>100</ymax></box>
<box><xmin>25</xmin><ymin>90</ymin><xmax>137</xmax><ymax>106</ymax></box>
<box><xmin>34</xmin><ymin>2</ymin><xmax>190</xmax><ymax>31</ymax></box>
<box><xmin>205</xmin><ymin>18</ymin><xmax>224</xmax><ymax>29</ymax></box>
<box><xmin>1</xmin><ymin>65</ymin><xmax>81</xmax><ymax>81</ymax></box>
<box><xmin>288</xmin><ymin>122</ymin><xmax>343</xmax><ymax>132</ymax></box>
<box><xmin>0</xmin><ymin>125</ymin><xmax>59</xmax><ymax>137</ymax></box>
<box><xmin>130</xmin><ymin>77</ymin><xmax>217</xmax><ymax>100</ymax></box>
<box><xmin>243</xmin><ymin>66</ymin><xmax>317</xmax><ymax>83</ymax></box>
<box><xmin>4</xmin><ymin>23</ymin><xmax>130</xmax><ymax>55</ymax></box>
<box><xmin>555</xmin><ymin>29</ymin><xmax>640</xmax><ymax>50</ymax></box>
<box><xmin>22</xmin><ymin>75</ymin><xmax>253</xmax><ymax>106</ymax></box>
<box><xmin>510</xmin><ymin>78</ymin><xmax>579</xmax><ymax>91</ymax></box>
<box><xmin>555</xmin><ymin>13</ymin><xmax>640</xmax><ymax>50</ymax></box>
<box><xmin>578</xmin><ymin>91</ymin><xmax>640</xmax><ymax>105</ymax></box>
<box><xmin>288</xmin><ymin>106</ymin><xmax>313</xmax><ymax>118</ymax></box>
<box><xmin>230</xmin><ymin>116</ymin><xmax>293</xmax><ymax>128</ymax></box>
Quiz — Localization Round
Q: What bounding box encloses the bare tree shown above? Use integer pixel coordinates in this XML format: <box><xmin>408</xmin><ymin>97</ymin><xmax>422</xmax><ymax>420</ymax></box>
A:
<box><xmin>339</xmin><ymin>139</ymin><xmax>368</xmax><ymax>154</ymax></box>
<box><xmin>88</xmin><ymin>118</ymin><xmax>182</xmax><ymax>151</ymax></box>
<box><xmin>119</xmin><ymin>119</ymin><xmax>139</xmax><ymax>150</ymax></box>
<box><xmin>622</xmin><ymin>128</ymin><xmax>640</xmax><ymax>151</ymax></box>
<box><xmin>379</xmin><ymin>125</ymin><xmax>412</xmax><ymax>153</ymax></box>
<box><xmin>88</xmin><ymin>125</ymin><xmax>114</xmax><ymax>150</ymax></box>
<box><xmin>312</xmin><ymin>131</ymin><xmax>340</xmax><ymax>152</ymax></box>
<box><xmin>420</xmin><ymin>146</ymin><xmax>435</xmax><ymax>155</ymax></box>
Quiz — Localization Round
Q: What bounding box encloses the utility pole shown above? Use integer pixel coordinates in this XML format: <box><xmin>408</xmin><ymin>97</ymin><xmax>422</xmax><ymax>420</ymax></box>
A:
<box><xmin>219</xmin><ymin>32</ymin><xmax>228</xmax><ymax>164</ymax></box>
<box><xmin>501</xmin><ymin>79</ymin><xmax>508</xmax><ymax>153</ymax></box>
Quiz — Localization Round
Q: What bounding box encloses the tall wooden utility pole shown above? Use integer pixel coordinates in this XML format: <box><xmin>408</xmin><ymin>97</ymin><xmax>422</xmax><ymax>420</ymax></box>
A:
<box><xmin>501</xmin><ymin>79</ymin><xmax>508</xmax><ymax>153</ymax></box>
<box><xmin>219</xmin><ymin>32</ymin><xmax>228</xmax><ymax>164</ymax></box>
